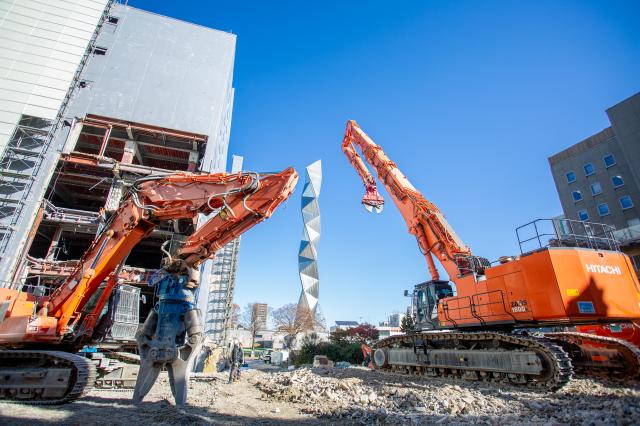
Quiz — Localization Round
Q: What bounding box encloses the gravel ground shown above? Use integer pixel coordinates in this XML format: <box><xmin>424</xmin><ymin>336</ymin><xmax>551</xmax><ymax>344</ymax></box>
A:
<box><xmin>0</xmin><ymin>370</ymin><xmax>328</xmax><ymax>426</ymax></box>
<box><xmin>254</xmin><ymin>366</ymin><xmax>640</xmax><ymax>425</ymax></box>
<box><xmin>1</xmin><ymin>366</ymin><xmax>639</xmax><ymax>425</ymax></box>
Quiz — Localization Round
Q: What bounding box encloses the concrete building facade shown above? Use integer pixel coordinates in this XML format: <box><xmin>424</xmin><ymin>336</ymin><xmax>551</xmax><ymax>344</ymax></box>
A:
<box><xmin>549</xmin><ymin>92</ymin><xmax>640</xmax><ymax>271</ymax></box>
<box><xmin>0</xmin><ymin>2</ymin><xmax>237</xmax><ymax>335</ymax></box>
<box><xmin>0</xmin><ymin>0</ymin><xmax>110</xmax><ymax>151</ymax></box>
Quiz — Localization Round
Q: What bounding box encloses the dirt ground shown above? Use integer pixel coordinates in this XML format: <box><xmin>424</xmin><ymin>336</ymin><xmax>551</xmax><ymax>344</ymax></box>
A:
<box><xmin>0</xmin><ymin>368</ymin><xmax>329</xmax><ymax>426</ymax></box>
<box><xmin>1</xmin><ymin>365</ymin><xmax>639</xmax><ymax>425</ymax></box>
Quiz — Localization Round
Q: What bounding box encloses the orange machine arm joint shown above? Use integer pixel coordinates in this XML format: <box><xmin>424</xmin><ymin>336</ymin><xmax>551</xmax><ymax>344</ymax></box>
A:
<box><xmin>44</xmin><ymin>168</ymin><xmax>298</xmax><ymax>337</ymax></box>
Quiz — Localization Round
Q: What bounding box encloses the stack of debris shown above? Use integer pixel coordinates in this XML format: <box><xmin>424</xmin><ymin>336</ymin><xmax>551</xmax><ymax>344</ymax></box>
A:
<box><xmin>253</xmin><ymin>366</ymin><xmax>640</xmax><ymax>424</ymax></box>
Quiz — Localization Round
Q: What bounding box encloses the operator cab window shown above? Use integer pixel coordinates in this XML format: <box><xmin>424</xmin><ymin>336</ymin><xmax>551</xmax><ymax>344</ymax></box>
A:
<box><xmin>597</xmin><ymin>203</ymin><xmax>610</xmax><ymax>217</ymax></box>
<box><xmin>603</xmin><ymin>154</ymin><xmax>616</xmax><ymax>168</ymax></box>
<box><xmin>572</xmin><ymin>191</ymin><xmax>583</xmax><ymax>202</ymax></box>
<box><xmin>578</xmin><ymin>210</ymin><xmax>589</xmax><ymax>221</ymax></box>
<box><xmin>584</xmin><ymin>163</ymin><xmax>594</xmax><ymax>176</ymax></box>
<box><xmin>566</xmin><ymin>171</ymin><xmax>576</xmax><ymax>183</ymax></box>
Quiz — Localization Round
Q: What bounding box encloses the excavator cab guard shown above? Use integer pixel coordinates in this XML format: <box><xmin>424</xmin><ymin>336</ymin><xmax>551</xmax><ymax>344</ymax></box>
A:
<box><xmin>414</xmin><ymin>280</ymin><xmax>454</xmax><ymax>329</ymax></box>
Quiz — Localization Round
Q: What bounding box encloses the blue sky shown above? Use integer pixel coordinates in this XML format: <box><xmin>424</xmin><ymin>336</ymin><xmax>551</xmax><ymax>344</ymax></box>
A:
<box><xmin>129</xmin><ymin>1</ymin><xmax>640</xmax><ymax>326</ymax></box>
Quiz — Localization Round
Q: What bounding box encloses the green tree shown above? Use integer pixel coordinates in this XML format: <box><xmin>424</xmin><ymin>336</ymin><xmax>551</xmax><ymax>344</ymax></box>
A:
<box><xmin>400</xmin><ymin>315</ymin><xmax>416</xmax><ymax>333</ymax></box>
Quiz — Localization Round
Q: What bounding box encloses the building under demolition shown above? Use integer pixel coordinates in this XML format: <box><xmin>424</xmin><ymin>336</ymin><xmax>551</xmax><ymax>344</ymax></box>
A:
<box><xmin>0</xmin><ymin>1</ymin><xmax>240</xmax><ymax>345</ymax></box>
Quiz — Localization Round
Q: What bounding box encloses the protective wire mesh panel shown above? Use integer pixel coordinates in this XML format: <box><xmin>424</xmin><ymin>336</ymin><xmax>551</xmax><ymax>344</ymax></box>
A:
<box><xmin>109</xmin><ymin>284</ymin><xmax>140</xmax><ymax>340</ymax></box>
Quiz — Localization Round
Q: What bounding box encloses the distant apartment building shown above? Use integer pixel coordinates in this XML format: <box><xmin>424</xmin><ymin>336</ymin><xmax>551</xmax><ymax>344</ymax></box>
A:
<box><xmin>253</xmin><ymin>303</ymin><xmax>269</xmax><ymax>331</ymax></box>
<box><xmin>548</xmin><ymin>92</ymin><xmax>640</xmax><ymax>271</ymax></box>
<box><xmin>329</xmin><ymin>320</ymin><xmax>359</xmax><ymax>332</ymax></box>
<box><xmin>376</xmin><ymin>326</ymin><xmax>403</xmax><ymax>339</ymax></box>
<box><xmin>388</xmin><ymin>313</ymin><xmax>405</xmax><ymax>328</ymax></box>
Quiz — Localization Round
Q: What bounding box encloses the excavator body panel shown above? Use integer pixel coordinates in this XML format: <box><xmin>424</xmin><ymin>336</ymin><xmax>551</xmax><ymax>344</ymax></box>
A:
<box><xmin>0</xmin><ymin>288</ymin><xmax>59</xmax><ymax>344</ymax></box>
<box><xmin>439</xmin><ymin>248</ymin><xmax>640</xmax><ymax>328</ymax></box>
<box><xmin>576</xmin><ymin>321</ymin><xmax>640</xmax><ymax>347</ymax></box>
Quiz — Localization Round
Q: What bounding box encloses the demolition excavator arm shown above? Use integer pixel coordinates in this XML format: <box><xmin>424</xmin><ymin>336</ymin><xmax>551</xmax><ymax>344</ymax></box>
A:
<box><xmin>342</xmin><ymin>119</ymin><xmax>475</xmax><ymax>281</ymax></box>
<box><xmin>41</xmin><ymin>168</ymin><xmax>298</xmax><ymax>340</ymax></box>
<box><xmin>0</xmin><ymin>167</ymin><xmax>297</xmax><ymax>405</ymax></box>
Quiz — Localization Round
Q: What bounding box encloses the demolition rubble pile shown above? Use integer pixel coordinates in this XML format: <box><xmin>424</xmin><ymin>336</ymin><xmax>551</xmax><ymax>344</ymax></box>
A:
<box><xmin>253</xmin><ymin>367</ymin><xmax>640</xmax><ymax>424</ymax></box>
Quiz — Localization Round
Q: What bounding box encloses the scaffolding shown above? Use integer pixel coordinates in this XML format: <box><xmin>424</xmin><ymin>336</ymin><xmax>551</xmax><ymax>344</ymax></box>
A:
<box><xmin>202</xmin><ymin>155</ymin><xmax>243</xmax><ymax>345</ymax></box>
<box><xmin>203</xmin><ymin>237</ymin><xmax>241</xmax><ymax>343</ymax></box>
<box><xmin>0</xmin><ymin>117</ymin><xmax>54</xmax><ymax>266</ymax></box>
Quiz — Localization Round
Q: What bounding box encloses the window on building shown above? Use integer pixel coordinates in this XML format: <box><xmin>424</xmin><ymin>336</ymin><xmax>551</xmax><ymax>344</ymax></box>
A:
<box><xmin>590</xmin><ymin>182</ymin><xmax>602</xmax><ymax>196</ymax></box>
<box><xmin>92</xmin><ymin>46</ymin><xmax>107</xmax><ymax>55</ymax></box>
<box><xmin>620</xmin><ymin>196</ymin><xmax>634</xmax><ymax>210</ymax></box>
<box><xmin>603</xmin><ymin>154</ymin><xmax>616</xmax><ymax>168</ymax></box>
<box><xmin>578</xmin><ymin>210</ymin><xmax>589</xmax><ymax>221</ymax></box>
<box><xmin>597</xmin><ymin>203</ymin><xmax>610</xmax><ymax>216</ymax></box>
<box><xmin>566</xmin><ymin>171</ymin><xmax>576</xmax><ymax>183</ymax></box>
<box><xmin>107</xmin><ymin>16</ymin><xmax>119</xmax><ymax>24</ymax></box>
<box><xmin>584</xmin><ymin>163</ymin><xmax>594</xmax><ymax>176</ymax></box>
<box><xmin>612</xmin><ymin>175</ymin><xmax>624</xmax><ymax>188</ymax></box>
<box><xmin>572</xmin><ymin>191</ymin><xmax>583</xmax><ymax>202</ymax></box>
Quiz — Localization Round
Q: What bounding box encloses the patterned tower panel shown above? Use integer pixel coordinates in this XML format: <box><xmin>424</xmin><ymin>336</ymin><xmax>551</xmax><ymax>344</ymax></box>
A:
<box><xmin>298</xmin><ymin>160</ymin><xmax>322</xmax><ymax>314</ymax></box>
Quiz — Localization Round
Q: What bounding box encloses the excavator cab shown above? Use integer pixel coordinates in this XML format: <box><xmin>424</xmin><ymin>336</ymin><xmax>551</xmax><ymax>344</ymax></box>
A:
<box><xmin>413</xmin><ymin>280</ymin><xmax>453</xmax><ymax>329</ymax></box>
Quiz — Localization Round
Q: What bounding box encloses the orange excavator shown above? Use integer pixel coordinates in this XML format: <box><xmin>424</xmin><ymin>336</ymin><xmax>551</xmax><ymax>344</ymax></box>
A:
<box><xmin>342</xmin><ymin>120</ymin><xmax>640</xmax><ymax>390</ymax></box>
<box><xmin>0</xmin><ymin>167</ymin><xmax>297</xmax><ymax>404</ymax></box>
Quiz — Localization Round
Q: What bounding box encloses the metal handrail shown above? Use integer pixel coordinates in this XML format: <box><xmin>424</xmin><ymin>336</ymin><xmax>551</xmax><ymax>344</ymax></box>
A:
<box><xmin>516</xmin><ymin>218</ymin><xmax>620</xmax><ymax>254</ymax></box>
<box><xmin>443</xmin><ymin>290</ymin><xmax>517</xmax><ymax>324</ymax></box>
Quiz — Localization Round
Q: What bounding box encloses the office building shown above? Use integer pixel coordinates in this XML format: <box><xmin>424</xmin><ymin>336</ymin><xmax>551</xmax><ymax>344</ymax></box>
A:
<box><xmin>549</xmin><ymin>92</ymin><xmax>640</xmax><ymax>271</ymax></box>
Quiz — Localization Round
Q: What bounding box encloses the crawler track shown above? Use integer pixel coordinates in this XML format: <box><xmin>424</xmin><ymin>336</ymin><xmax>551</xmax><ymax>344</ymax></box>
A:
<box><xmin>0</xmin><ymin>350</ymin><xmax>96</xmax><ymax>405</ymax></box>
<box><xmin>545</xmin><ymin>331</ymin><xmax>640</xmax><ymax>379</ymax></box>
<box><xmin>373</xmin><ymin>332</ymin><xmax>573</xmax><ymax>391</ymax></box>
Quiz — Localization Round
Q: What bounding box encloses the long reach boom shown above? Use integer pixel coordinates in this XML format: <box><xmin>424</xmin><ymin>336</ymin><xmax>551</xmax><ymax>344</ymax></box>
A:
<box><xmin>342</xmin><ymin>119</ymin><xmax>475</xmax><ymax>281</ymax></box>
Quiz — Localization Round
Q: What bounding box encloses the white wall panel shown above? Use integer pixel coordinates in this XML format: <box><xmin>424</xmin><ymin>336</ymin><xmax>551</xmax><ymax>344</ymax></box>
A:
<box><xmin>0</xmin><ymin>0</ymin><xmax>109</xmax><ymax>153</ymax></box>
<box><xmin>0</xmin><ymin>122</ymin><xmax>14</xmax><ymax>135</ymax></box>
<box><xmin>0</xmin><ymin>110</ymin><xmax>20</xmax><ymax>124</ymax></box>
<box><xmin>0</xmin><ymin>99</ymin><xmax>24</xmax><ymax>114</ymax></box>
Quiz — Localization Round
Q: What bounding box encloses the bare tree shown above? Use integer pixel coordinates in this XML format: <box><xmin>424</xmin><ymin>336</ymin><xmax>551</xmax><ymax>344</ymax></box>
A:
<box><xmin>241</xmin><ymin>303</ymin><xmax>263</xmax><ymax>356</ymax></box>
<box><xmin>272</xmin><ymin>303</ymin><xmax>317</xmax><ymax>347</ymax></box>
<box><xmin>314</xmin><ymin>304</ymin><xmax>327</xmax><ymax>332</ymax></box>
<box><xmin>228</xmin><ymin>303</ymin><xmax>240</xmax><ymax>329</ymax></box>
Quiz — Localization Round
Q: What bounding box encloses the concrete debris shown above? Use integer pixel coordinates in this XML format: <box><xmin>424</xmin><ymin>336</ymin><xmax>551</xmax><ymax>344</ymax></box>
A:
<box><xmin>3</xmin><ymin>366</ymin><xmax>639</xmax><ymax>425</ymax></box>
<box><xmin>253</xmin><ymin>366</ymin><xmax>640</xmax><ymax>425</ymax></box>
<box><xmin>312</xmin><ymin>355</ymin><xmax>334</xmax><ymax>368</ymax></box>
